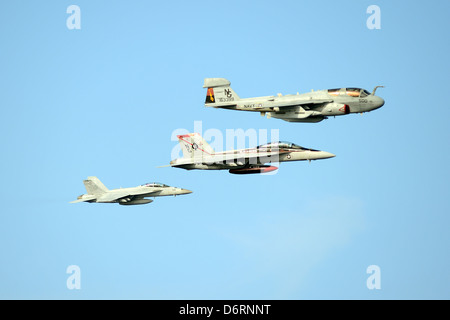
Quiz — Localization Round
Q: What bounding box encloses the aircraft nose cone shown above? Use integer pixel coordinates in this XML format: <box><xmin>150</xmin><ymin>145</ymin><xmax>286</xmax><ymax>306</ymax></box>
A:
<box><xmin>314</xmin><ymin>151</ymin><xmax>335</xmax><ymax>159</ymax></box>
<box><xmin>373</xmin><ymin>96</ymin><xmax>385</xmax><ymax>110</ymax></box>
<box><xmin>179</xmin><ymin>188</ymin><xmax>193</xmax><ymax>195</ymax></box>
<box><xmin>321</xmin><ymin>151</ymin><xmax>336</xmax><ymax>159</ymax></box>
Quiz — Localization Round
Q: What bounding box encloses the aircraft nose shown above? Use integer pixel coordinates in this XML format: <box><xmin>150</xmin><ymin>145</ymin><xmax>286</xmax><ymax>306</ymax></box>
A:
<box><xmin>374</xmin><ymin>96</ymin><xmax>385</xmax><ymax>109</ymax></box>
<box><xmin>315</xmin><ymin>151</ymin><xmax>336</xmax><ymax>159</ymax></box>
<box><xmin>179</xmin><ymin>188</ymin><xmax>193</xmax><ymax>195</ymax></box>
<box><xmin>322</xmin><ymin>151</ymin><xmax>336</xmax><ymax>159</ymax></box>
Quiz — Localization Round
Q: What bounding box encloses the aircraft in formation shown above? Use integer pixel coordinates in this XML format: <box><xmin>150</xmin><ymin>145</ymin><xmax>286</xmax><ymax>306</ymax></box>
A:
<box><xmin>204</xmin><ymin>78</ymin><xmax>384</xmax><ymax>123</ymax></box>
<box><xmin>70</xmin><ymin>176</ymin><xmax>192</xmax><ymax>205</ymax></box>
<box><xmin>170</xmin><ymin>133</ymin><xmax>335</xmax><ymax>174</ymax></box>
<box><xmin>72</xmin><ymin>78</ymin><xmax>385</xmax><ymax>203</ymax></box>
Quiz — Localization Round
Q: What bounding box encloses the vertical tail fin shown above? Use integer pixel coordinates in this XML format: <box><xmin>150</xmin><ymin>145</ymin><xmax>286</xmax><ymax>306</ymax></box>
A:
<box><xmin>203</xmin><ymin>78</ymin><xmax>240</xmax><ymax>105</ymax></box>
<box><xmin>83</xmin><ymin>176</ymin><xmax>108</xmax><ymax>195</ymax></box>
<box><xmin>177</xmin><ymin>133</ymin><xmax>215</xmax><ymax>161</ymax></box>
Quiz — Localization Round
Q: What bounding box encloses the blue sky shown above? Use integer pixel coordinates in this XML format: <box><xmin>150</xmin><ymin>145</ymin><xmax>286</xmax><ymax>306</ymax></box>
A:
<box><xmin>0</xmin><ymin>0</ymin><xmax>449</xmax><ymax>299</ymax></box>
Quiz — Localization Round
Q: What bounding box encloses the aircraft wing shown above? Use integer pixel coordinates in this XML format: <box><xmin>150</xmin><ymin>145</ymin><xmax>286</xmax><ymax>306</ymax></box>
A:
<box><xmin>97</xmin><ymin>189</ymin><xmax>162</xmax><ymax>202</ymax></box>
<box><xmin>211</xmin><ymin>150</ymin><xmax>290</xmax><ymax>163</ymax></box>
<box><xmin>267</xmin><ymin>98</ymin><xmax>333</xmax><ymax>109</ymax></box>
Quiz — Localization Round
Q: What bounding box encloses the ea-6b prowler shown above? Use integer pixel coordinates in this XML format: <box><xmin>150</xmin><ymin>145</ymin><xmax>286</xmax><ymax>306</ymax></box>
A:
<box><xmin>70</xmin><ymin>176</ymin><xmax>192</xmax><ymax>205</ymax></box>
<box><xmin>170</xmin><ymin>133</ymin><xmax>335</xmax><ymax>174</ymax></box>
<box><xmin>204</xmin><ymin>78</ymin><xmax>385</xmax><ymax>123</ymax></box>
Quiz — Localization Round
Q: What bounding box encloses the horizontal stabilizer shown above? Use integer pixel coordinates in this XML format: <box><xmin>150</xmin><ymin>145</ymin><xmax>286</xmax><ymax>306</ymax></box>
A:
<box><xmin>209</xmin><ymin>102</ymin><xmax>237</xmax><ymax>108</ymax></box>
<box><xmin>70</xmin><ymin>194</ymin><xmax>97</xmax><ymax>203</ymax></box>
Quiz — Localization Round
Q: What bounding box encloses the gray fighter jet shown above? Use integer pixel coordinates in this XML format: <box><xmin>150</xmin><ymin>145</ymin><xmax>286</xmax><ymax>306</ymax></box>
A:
<box><xmin>170</xmin><ymin>133</ymin><xmax>335</xmax><ymax>174</ymax></box>
<box><xmin>204</xmin><ymin>78</ymin><xmax>384</xmax><ymax>123</ymax></box>
<box><xmin>70</xmin><ymin>176</ymin><xmax>192</xmax><ymax>205</ymax></box>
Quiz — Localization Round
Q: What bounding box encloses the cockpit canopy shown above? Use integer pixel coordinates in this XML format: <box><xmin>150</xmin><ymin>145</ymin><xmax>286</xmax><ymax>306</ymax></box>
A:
<box><xmin>141</xmin><ymin>182</ymin><xmax>169</xmax><ymax>188</ymax></box>
<box><xmin>328</xmin><ymin>88</ymin><xmax>371</xmax><ymax>98</ymax></box>
<box><xmin>257</xmin><ymin>141</ymin><xmax>315</xmax><ymax>151</ymax></box>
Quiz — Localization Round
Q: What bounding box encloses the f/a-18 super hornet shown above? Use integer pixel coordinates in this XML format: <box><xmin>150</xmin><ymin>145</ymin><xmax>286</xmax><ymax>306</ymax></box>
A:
<box><xmin>170</xmin><ymin>133</ymin><xmax>335</xmax><ymax>174</ymax></box>
<box><xmin>204</xmin><ymin>78</ymin><xmax>385</xmax><ymax>123</ymax></box>
<box><xmin>70</xmin><ymin>176</ymin><xmax>192</xmax><ymax>205</ymax></box>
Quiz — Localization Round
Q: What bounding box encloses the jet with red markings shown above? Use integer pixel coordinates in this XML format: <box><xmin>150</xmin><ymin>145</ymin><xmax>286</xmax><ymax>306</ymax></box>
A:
<box><xmin>169</xmin><ymin>133</ymin><xmax>335</xmax><ymax>174</ymax></box>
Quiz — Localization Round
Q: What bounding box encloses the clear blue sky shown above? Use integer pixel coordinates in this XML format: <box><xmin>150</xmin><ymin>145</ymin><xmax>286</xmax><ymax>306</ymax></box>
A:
<box><xmin>0</xmin><ymin>0</ymin><xmax>449</xmax><ymax>299</ymax></box>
